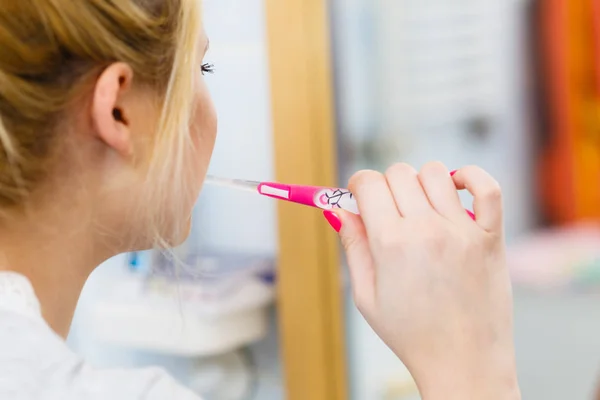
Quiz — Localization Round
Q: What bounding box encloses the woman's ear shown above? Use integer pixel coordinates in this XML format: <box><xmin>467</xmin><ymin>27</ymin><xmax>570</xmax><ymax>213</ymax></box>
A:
<box><xmin>91</xmin><ymin>62</ymin><xmax>134</xmax><ymax>157</ymax></box>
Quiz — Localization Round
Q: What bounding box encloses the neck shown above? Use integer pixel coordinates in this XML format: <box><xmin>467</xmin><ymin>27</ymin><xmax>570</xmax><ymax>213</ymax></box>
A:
<box><xmin>0</xmin><ymin>204</ymin><xmax>109</xmax><ymax>338</ymax></box>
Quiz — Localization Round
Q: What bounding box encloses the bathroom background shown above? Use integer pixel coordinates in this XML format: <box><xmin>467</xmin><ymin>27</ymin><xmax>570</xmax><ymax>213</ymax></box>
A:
<box><xmin>67</xmin><ymin>0</ymin><xmax>600</xmax><ymax>399</ymax></box>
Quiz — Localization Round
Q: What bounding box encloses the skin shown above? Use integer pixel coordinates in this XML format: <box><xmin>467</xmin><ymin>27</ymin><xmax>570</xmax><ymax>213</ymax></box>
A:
<box><xmin>0</xmin><ymin>17</ymin><xmax>521</xmax><ymax>400</ymax></box>
<box><xmin>0</xmin><ymin>32</ymin><xmax>217</xmax><ymax>338</ymax></box>
<box><xmin>334</xmin><ymin>163</ymin><xmax>521</xmax><ymax>399</ymax></box>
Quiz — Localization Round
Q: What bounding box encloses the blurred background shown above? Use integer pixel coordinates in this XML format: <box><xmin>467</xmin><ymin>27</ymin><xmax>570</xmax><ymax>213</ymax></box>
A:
<box><xmin>67</xmin><ymin>0</ymin><xmax>600</xmax><ymax>399</ymax></box>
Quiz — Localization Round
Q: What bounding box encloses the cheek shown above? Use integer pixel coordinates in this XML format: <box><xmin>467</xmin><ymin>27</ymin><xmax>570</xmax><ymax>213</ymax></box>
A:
<box><xmin>187</xmin><ymin>82</ymin><xmax>217</xmax><ymax>191</ymax></box>
<box><xmin>192</xmin><ymin>88</ymin><xmax>217</xmax><ymax>161</ymax></box>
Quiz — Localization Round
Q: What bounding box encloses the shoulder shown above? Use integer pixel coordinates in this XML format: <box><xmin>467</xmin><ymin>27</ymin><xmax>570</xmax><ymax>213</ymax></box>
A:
<box><xmin>0</xmin><ymin>309</ymin><xmax>200</xmax><ymax>400</ymax></box>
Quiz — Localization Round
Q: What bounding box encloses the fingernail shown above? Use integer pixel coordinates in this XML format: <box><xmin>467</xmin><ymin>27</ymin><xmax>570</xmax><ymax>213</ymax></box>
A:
<box><xmin>466</xmin><ymin>210</ymin><xmax>476</xmax><ymax>220</ymax></box>
<box><xmin>450</xmin><ymin>170</ymin><xmax>457</xmax><ymax>176</ymax></box>
<box><xmin>323</xmin><ymin>210</ymin><xmax>342</xmax><ymax>232</ymax></box>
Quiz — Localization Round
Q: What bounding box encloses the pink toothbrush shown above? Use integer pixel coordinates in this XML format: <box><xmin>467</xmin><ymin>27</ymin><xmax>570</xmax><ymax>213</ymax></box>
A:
<box><xmin>205</xmin><ymin>175</ymin><xmax>475</xmax><ymax>219</ymax></box>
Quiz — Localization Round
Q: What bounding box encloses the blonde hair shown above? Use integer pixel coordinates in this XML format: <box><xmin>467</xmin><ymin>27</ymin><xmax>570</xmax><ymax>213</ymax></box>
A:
<box><xmin>0</xmin><ymin>0</ymin><xmax>201</xmax><ymax>242</ymax></box>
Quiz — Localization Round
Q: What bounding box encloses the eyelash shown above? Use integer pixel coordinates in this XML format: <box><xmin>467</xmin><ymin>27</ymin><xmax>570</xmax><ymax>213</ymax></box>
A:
<box><xmin>201</xmin><ymin>63</ymin><xmax>215</xmax><ymax>75</ymax></box>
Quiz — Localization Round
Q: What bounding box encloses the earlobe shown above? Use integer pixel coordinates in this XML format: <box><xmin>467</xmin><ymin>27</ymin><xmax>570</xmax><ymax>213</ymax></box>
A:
<box><xmin>91</xmin><ymin>63</ymin><xmax>134</xmax><ymax>157</ymax></box>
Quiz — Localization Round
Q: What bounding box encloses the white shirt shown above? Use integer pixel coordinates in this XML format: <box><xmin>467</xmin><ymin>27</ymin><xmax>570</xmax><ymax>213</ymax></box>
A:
<box><xmin>0</xmin><ymin>272</ymin><xmax>201</xmax><ymax>400</ymax></box>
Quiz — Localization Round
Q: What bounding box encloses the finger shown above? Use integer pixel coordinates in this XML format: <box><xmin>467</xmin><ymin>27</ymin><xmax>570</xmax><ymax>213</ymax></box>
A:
<box><xmin>324</xmin><ymin>210</ymin><xmax>375</xmax><ymax>312</ymax></box>
<box><xmin>384</xmin><ymin>163</ymin><xmax>434</xmax><ymax>216</ymax></box>
<box><xmin>348</xmin><ymin>170</ymin><xmax>402</xmax><ymax>236</ymax></box>
<box><xmin>451</xmin><ymin>165</ymin><xmax>503</xmax><ymax>233</ymax></box>
<box><xmin>418</xmin><ymin>161</ymin><xmax>466</xmax><ymax>221</ymax></box>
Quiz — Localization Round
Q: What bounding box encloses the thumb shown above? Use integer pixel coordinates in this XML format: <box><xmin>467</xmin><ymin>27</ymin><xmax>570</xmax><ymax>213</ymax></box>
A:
<box><xmin>324</xmin><ymin>210</ymin><xmax>376</xmax><ymax>312</ymax></box>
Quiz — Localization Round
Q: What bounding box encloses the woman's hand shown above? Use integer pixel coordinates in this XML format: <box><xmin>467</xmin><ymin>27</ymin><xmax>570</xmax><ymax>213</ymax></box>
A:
<box><xmin>325</xmin><ymin>162</ymin><xmax>520</xmax><ymax>400</ymax></box>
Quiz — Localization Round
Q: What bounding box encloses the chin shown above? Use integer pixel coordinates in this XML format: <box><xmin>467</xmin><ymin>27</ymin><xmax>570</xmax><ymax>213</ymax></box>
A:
<box><xmin>163</xmin><ymin>217</ymin><xmax>193</xmax><ymax>248</ymax></box>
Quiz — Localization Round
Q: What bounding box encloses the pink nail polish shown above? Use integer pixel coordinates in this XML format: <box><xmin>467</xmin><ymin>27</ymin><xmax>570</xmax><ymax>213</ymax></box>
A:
<box><xmin>450</xmin><ymin>170</ymin><xmax>457</xmax><ymax>176</ymax></box>
<box><xmin>323</xmin><ymin>210</ymin><xmax>342</xmax><ymax>232</ymax></box>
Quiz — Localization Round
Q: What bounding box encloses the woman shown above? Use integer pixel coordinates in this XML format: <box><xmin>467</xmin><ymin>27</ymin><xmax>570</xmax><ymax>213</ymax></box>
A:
<box><xmin>0</xmin><ymin>0</ymin><xmax>521</xmax><ymax>399</ymax></box>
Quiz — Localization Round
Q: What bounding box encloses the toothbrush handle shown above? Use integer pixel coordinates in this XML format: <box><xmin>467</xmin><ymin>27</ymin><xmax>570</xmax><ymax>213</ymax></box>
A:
<box><xmin>258</xmin><ymin>182</ymin><xmax>359</xmax><ymax>214</ymax></box>
<box><xmin>257</xmin><ymin>182</ymin><xmax>475</xmax><ymax>220</ymax></box>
